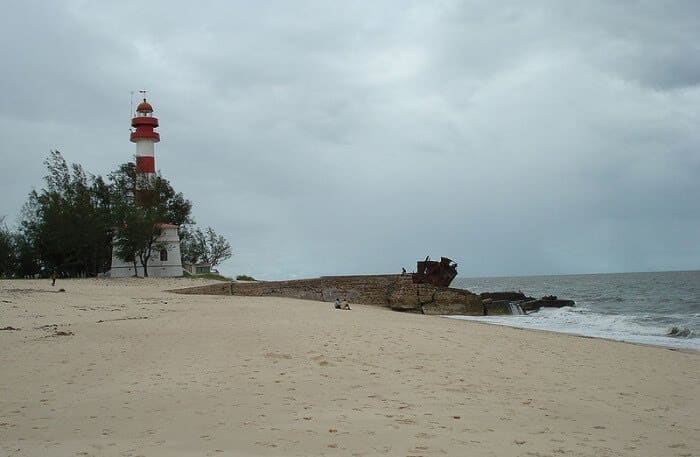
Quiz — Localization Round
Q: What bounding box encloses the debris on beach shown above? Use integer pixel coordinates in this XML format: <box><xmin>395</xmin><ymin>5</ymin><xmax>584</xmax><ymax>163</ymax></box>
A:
<box><xmin>36</xmin><ymin>323</ymin><xmax>74</xmax><ymax>336</ymax></box>
<box><xmin>36</xmin><ymin>323</ymin><xmax>61</xmax><ymax>330</ymax></box>
<box><xmin>96</xmin><ymin>316</ymin><xmax>149</xmax><ymax>323</ymax></box>
<box><xmin>6</xmin><ymin>288</ymin><xmax>59</xmax><ymax>294</ymax></box>
<box><xmin>1</xmin><ymin>326</ymin><xmax>21</xmax><ymax>331</ymax></box>
<box><xmin>667</xmin><ymin>326</ymin><xmax>693</xmax><ymax>338</ymax></box>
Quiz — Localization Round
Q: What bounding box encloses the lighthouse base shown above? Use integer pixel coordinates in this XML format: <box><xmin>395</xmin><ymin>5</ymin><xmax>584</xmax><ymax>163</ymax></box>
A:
<box><xmin>108</xmin><ymin>225</ymin><xmax>183</xmax><ymax>278</ymax></box>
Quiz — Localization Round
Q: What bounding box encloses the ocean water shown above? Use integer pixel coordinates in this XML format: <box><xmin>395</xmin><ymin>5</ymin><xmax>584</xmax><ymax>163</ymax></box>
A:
<box><xmin>449</xmin><ymin>270</ymin><xmax>700</xmax><ymax>351</ymax></box>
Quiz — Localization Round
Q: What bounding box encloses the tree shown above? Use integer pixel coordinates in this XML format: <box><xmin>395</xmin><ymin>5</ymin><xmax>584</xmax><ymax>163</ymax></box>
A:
<box><xmin>111</xmin><ymin>204</ymin><xmax>165</xmax><ymax>277</ymax></box>
<box><xmin>13</xmin><ymin>231</ymin><xmax>40</xmax><ymax>278</ymax></box>
<box><xmin>19</xmin><ymin>151</ymin><xmax>113</xmax><ymax>277</ymax></box>
<box><xmin>180</xmin><ymin>226</ymin><xmax>232</xmax><ymax>269</ymax></box>
<box><xmin>0</xmin><ymin>217</ymin><xmax>16</xmax><ymax>277</ymax></box>
<box><xmin>180</xmin><ymin>226</ymin><xmax>206</xmax><ymax>264</ymax></box>
<box><xmin>203</xmin><ymin>227</ymin><xmax>232</xmax><ymax>268</ymax></box>
<box><xmin>15</xmin><ymin>151</ymin><xmax>195</xmax><ymax>278</ymax></box>
<box><xmin>109</xmin><ymin>163</ymin><xmax>192</xmax><ymax>277</ymax></box>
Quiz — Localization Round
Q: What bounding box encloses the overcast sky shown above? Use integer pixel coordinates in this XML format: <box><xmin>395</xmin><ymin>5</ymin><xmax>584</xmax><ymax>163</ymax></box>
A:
<box><xmin>1</xmin><ymin>1</ymin><xmax>699</xmax><ymax>279</ymax></box>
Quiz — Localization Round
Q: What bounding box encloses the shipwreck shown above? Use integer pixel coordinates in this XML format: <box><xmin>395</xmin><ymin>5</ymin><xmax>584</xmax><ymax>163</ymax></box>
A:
<box><xmin>413</xmin><ymin>256</ymin><xmax>459</xmax><ymax>287</ymax></box>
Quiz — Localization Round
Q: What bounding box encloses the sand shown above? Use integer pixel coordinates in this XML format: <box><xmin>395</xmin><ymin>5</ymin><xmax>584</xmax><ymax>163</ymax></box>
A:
<box><xmin>1</xmin><ymin>278</ymin><xmax>698</xmax><ymax>457</ymax></box>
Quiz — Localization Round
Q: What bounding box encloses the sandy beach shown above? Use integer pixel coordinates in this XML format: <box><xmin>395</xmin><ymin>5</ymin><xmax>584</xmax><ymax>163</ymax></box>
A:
<box><xmin>1</xmin><ymin>278</ymin><xmax>698</xmax><ymax>457</ymax></box>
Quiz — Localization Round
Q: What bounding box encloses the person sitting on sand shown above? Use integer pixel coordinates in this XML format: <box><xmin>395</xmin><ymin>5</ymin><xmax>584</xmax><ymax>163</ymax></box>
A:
<box><xmin>334</xmin><ymin>298</ymin><xmax>342</xmax><ymax>309</ymax></box>
<box><xmin>341</xmin><ymin>300</ymin><xmax>351</xmax><ymax>310</ymax></box>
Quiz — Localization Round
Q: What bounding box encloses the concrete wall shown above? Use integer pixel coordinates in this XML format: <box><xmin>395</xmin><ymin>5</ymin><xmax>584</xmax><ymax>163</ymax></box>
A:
<box><xmin>173</xmin><ymin>274</ymin><xmax>512</xmax><ymax>316</ymax></box>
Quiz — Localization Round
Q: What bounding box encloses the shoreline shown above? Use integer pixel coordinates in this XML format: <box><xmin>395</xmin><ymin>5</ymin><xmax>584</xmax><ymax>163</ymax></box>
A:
<box><xmin>2</xmin><ymin>278</ymin><xmax>698</xmax><ymax>456</ymax></box>
<box><xmin>442</xmin><ymin>315</ymin><xmax>700</xmax><ymax>355</ymax></box>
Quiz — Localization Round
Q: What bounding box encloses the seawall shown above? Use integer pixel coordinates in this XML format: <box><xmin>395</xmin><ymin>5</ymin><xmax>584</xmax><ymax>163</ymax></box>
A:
<box><xmin>172</xmin><ymin>274</ymin><xmax>514</xmax><ymax>315</ymax></box>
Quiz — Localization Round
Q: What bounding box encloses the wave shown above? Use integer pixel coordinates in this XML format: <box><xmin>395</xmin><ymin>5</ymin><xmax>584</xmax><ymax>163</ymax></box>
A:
<box><xmin>447</xmin><ymin>306</ymin><xmax>700</xmax><ymax>351</ymax></box>
<box><xmin>452</xmin><ymin>271</ymin><xmax>700</xmax><ymax>351</ymax></box>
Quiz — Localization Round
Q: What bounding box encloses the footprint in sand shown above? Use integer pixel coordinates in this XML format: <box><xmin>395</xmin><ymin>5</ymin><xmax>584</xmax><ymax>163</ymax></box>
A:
<box><xmin>265</xmin><ymin>352</ymin><xmax>292</xmax><ymax>359</ymax></box>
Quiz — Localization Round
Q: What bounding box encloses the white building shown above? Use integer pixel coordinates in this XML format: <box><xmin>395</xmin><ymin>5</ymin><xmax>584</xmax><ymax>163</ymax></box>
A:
<box><xmin>109</xmin><ymin>224</ymin><xmax>183</xmax><ymax>277</ymax></box>
<box><xmin>182</xmin><ymin>262</ymin><xmax>213</xmax><ymax>275</ymax></box>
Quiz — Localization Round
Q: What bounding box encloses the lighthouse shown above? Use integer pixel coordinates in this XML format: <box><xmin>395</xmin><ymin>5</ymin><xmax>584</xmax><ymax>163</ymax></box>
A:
<box><xmin>108</xmin><ymin>97</ymin><xmax>183</xmax><ymax>278</ymax></box>
<box><xmin>131</xmin><ymin>98</ymin><xmax>160</xmax><ymax>205</ymax></box>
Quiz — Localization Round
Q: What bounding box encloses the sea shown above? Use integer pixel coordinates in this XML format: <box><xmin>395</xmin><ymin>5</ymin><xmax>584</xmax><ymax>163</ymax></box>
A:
<box><xmin>449</xmin><ymin>270</ymin><xmax>700</xmax><ymax>351</ymax></box>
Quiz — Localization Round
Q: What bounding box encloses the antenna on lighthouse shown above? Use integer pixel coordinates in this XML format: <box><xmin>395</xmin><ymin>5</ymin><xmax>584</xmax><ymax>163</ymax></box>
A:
<box><xmin>129</xmin><ymin>91</ymin><xmax>134</xmax><ymax>132</ymax></box>
<box><xmin>139</xmin><ymin>89</ymin><xmax>148</xmax><ymax>100</ymax></box>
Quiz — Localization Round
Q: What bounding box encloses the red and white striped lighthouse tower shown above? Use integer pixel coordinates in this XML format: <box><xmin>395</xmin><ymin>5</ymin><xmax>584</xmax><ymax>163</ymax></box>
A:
<box><xmin>109</xmin><ymin>95</ymin><xmax>183</xmax><ymax>277</ymax></box>
<box><xmin>131</xmin><ymin>98</ymin><xmax>160</xmax><ymax>205</ymax></box>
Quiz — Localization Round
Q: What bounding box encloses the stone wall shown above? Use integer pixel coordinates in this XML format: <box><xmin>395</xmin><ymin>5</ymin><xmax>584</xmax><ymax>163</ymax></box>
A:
<box><xmin>173</xmin><ymin>274</ymin><xmax>513</xmax><ymax>316</ymax></box>
<box><xmin>175</xmin><ymin>281</ymin><xmax>232</xmax><ymax>296</ymax></box>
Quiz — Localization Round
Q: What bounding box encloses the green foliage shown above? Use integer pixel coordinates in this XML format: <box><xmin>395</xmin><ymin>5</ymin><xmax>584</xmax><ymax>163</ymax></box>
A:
<box><xmin>111</xmin><ymin>204</ymin><xmax>164</xmax><ymax>277</ymax></box>
<box><xmin>185</xmin><ymin>272</ymin><xmax>231</xmax><ymax>281</ymax></box>
<box><xmin>180</xmin><ymin>226</ymin><xmax>206</xmax><ymax>264</ymax></box>
<box><xmin>236</xmin><ymin>274</ymin><xmax>256</xmax><ymax>281</ymax></box>
<box><xmin>0</xmin><ymin>217</ymin><xmax>16</xmax><ymax>277</ymax></box>
<box><xmin>13</xmin><ymin>231</ymin><xmax>40</xmax><ymax>277</ymax></box>
<box><xmin>13</xmin><ymin>150</ymin><xmax>195</xmax><ymax>278</ymax></box>
<box><xmin>6</xmin><ymin>148</ymin><xmax>242</xmax><ymax>280</ymax></box>
<box><xmin>19</xmin><ymin>151</ymin><xmax>113</xmax><ymax>277</ymax></box>
<box><xmin>180</xmin><ymin>226</ymin><xmax>232</xmax><ymax>268</ymax></box>
<box><xmin>108</xmin><ymin>162</ymin><xmax>192</xmax><ymax>277</ymax></box>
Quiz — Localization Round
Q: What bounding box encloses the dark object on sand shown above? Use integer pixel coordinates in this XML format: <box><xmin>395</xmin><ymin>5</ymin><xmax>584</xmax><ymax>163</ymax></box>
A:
<box><xmin>667</xmin><ymin>326</ymin><xmax>693</xmax><ymax>338</ymax></box>
<box><xmin>1</xmin><ymin>326</ymin><xmax>21</xmax><ymax>331</ymax></box>
<box><xmin>413</xmin><ymin>257</ymin><xmax>458</xmax><ymax>287</ymax></box>
<box><xmin>520</xmin><ymin>295</ymin><xmax>575</xmax><ymax>313</ymax></box>
<box><xmin>54</xmin><ymin>330</ymin><xmax>74</xmax><ymax>336</ymax></box>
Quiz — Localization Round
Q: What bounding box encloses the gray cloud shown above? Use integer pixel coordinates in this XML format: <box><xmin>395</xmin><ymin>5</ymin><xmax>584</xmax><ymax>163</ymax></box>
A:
<box><xmin>1</xmin><ymin>1</ymin><xmax>698</xmax><ymax>279</ymax></box>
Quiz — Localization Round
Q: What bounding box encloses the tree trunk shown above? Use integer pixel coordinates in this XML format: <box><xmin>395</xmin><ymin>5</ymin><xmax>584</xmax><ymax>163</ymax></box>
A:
<box><xmin>141</xmin><ymin>254</ymin><xmax>149</xmax><ymax>277</ymax></box>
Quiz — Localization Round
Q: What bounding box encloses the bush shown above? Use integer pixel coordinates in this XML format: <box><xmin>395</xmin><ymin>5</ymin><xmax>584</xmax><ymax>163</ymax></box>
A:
<box><xmin>236</xmin><ymin>274</ymin><xmax>256</xmax><ymax>281</ymax></box>
<box><xmin>184</xmin><ymin>272</ymin><xmax>231</xmax><ymax>281</ymax></box>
